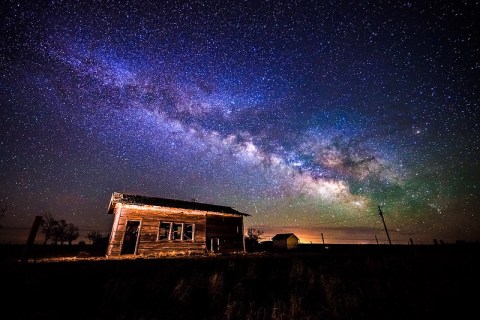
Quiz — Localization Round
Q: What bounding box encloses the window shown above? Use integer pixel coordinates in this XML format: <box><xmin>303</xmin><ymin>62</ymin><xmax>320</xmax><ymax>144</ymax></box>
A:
<box><xmin>158</xmin><ymin>222</ymin><xmax>170</xmax><ymax>240</ymax></box>
<box><xmin>171</xmin><ymin>223</ymin><xmax>182</xmax><ymax>240</ymax></box>
<box><xmin>183</xmin><ymin>223</ymin><xmax>193</xmax><ymax>241</ymax></box>
<box><xmin>158</xmin><ymin>222</ymin><xmax>195</xmax><ymax>241</ymax></box>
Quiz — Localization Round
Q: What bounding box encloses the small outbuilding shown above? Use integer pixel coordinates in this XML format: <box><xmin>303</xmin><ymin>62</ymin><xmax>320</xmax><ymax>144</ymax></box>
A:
<box><xmin>272</xmin><ymin>233</ymin><xmax>299</xmax><ymax>250</ymax></box>
<box><xmin>106</xmin><ymin>192</ymin><xmax>249</xmax><ymax>257</ymax></box>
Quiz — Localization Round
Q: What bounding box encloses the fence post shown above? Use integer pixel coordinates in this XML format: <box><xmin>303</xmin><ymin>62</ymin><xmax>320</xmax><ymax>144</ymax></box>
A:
<box><xmin>22</xmin><ymin>215</ymin><xmax>43</xmax><ymax>263</ymax></box>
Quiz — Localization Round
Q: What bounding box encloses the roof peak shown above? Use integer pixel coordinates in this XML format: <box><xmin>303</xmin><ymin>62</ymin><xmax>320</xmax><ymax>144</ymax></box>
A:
<box><xmin>272</xmin><ymin>233</ymin><xmax>298</xmax><ymax>240</ymax></box>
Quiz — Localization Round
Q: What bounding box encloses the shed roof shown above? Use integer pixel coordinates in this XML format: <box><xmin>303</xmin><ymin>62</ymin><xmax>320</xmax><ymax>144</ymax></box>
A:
<box><xmin>107</xmin><ymin>192</ymin><xmax>250</xmax><ymax>216</ymax></box>
<box><xmin>272</xmin><ymin>233</ymin><xmax>298</xmax><ymax>240</ymax></box>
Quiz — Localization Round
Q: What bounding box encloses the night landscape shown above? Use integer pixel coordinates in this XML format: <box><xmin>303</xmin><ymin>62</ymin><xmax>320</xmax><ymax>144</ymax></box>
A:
<box><xmin>1</xmin><ymin>0</ymin><xmax>479</xmax><ymax>319</ymax></box>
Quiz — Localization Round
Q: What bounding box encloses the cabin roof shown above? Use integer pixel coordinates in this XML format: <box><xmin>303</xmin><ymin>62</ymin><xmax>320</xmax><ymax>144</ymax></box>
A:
<box><xmin>107</xmin><ymin>192</ymin><xmax>250</xmax><ymax>216</ymax></box>
<box><xmin>272</xmin><ymin>233</ymin><xmax>298</xmax><ymax>240</ymax></box>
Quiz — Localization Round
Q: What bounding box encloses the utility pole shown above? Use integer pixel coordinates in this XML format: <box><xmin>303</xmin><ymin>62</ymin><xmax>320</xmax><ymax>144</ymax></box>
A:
<box><xmin>378</xmin><ymin>206</ymin><xmax>392</xmax><ymax>245</ymax></box>
<box><xmin>321</xmin><ymin>233</ymin><xmax>325</xmax><ymax>245</ymax></box>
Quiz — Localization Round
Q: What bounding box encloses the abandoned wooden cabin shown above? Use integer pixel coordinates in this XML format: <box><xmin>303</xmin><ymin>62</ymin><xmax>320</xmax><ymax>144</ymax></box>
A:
<box><xmin>106</xmin><ymin>192</ymin><xmax>250</xmax><ymax>257</ymax></box>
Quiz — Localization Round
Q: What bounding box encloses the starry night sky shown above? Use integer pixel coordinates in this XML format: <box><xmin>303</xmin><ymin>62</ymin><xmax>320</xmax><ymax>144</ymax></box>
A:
<box><xmin>1</xmin><ymin>0</ymin><xmax>479</xmax><ymax>244</ymax></box>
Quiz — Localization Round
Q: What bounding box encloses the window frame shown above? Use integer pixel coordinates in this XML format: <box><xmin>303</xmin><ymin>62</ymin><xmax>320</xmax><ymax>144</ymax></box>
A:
<box><xmin>158</xmin><ymin>222</ymin><xmax>171</xmax><ymax>241</ymax></box>
<box><xmin>157</xmin><ymin>221</ymin><xmax>195</xmax><ymax>242</ymax></box>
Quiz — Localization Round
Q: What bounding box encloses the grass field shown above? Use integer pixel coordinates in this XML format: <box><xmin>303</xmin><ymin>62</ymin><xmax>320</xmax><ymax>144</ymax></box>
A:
<box><xmin>1</xmin><ymin>243</ymin><xmax>479</xmax><ymax>319</ymax></box>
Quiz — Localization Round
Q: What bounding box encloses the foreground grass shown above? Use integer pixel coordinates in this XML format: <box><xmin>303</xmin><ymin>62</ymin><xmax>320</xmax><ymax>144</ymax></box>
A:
<box><xmin>1</xmin><ymin>244</ymin><xmax>479</xmax><ymax>319</ymax></box>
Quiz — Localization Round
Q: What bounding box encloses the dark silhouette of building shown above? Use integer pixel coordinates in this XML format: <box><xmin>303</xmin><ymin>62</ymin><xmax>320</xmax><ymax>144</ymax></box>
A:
<box><xmin>272</xmin><ymin>233</ymin><xmax>299</xmax><ymax>250</ymax></box>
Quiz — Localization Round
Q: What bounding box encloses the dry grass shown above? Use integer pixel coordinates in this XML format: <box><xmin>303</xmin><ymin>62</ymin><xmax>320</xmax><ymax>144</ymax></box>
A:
<box><xmin>1</xmin><ymin>244</ymin><xmax>478</xmax><ymax>320</ymax></box>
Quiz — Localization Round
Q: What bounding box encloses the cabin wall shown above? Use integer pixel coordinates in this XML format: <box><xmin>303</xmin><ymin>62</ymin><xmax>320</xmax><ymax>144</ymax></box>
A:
<box><xmin>273</xmin><ymin>239</ymin><xmax>287</xmax><ymax>249</ymax></box>
<box><xmin>206</xmin><ymin>214</ymin><xmax>244</xmax><ymax>253</ymax></box>
<box><xmin>272</xmin><ymin>237</ymin><xmax>298</xmax><ymax>250</ymax></box>
<box><xmin>106</xmin><ymin>206</ymin><xmax>123</xmax><ymax>256</ymax></box>
<box><xmin>107</xmin><ymin>205</ymin><xmax>207</xmax><ymax>256</ymax></box>
<box><xmin>287</xmin><ymin>237</ymin><xmax>298</xmax><ymax>249</ymax></box>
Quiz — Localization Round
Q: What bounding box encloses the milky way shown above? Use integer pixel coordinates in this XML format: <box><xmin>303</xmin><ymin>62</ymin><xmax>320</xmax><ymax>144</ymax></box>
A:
<box><xmin>1</xmin><ymin>0</ymin><xmax>479</xmax><ymax>244</ymax></box>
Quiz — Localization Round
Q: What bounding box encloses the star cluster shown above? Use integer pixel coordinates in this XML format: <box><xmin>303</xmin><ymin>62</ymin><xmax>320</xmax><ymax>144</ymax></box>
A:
<box><xmin>1</xmin><ymin>0</ymin><xmax>479</xmax><ymax>244</ymax></box>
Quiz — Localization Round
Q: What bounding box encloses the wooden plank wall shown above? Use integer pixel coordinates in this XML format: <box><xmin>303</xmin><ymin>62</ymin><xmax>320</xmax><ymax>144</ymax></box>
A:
<box><xmin>206</xmin><ymin>214</ymin><xmax>244</xmax><ymax>252</ymax></box>
<box><xmin>106</xmin><ymin>206</ymin><xmax>123</xmax><ymax>256</ymax></box>
<box><xmin>108</xmin><ymin>205</ymin><xmax>207</xmax><ymax>256</ymax></box>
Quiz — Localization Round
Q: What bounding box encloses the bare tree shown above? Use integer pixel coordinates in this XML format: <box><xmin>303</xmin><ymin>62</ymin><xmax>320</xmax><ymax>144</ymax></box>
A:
<box><xmin>0</xmin><ymin>201</ymin><xmax>7</xmax><ymax>228</ymax></box>
<box><xmin>0</xmin><ymin>202</ymin><xmax>7</xmax><ymax>218</ymax></box>
<box><xmin>41</xmin><ymin>211</ymin><xmax>58</xmax><ymax>245</ymax></box>
<box><xmin>65</xmin><ymin>223</ymin><xmax>80</xmax><ymax>245</ymax></box>
<box><xmin>245</xmin><ymin>228</ymin><xmax>264</xmax><ymax>252</ymax></box>
<box><xmin>52</xmin><ymin>219</ymin><xmax>67</xmax><ymax>245</ymax></box>
<box><xmin>87</xmin><ymin>231</ymin><xmax>104</xmax><ymax>245</ymax></box>
<box><xmin>247</xmin><ymin>228</ymin><xmax>264</xmax><ymax>241</ymax></box>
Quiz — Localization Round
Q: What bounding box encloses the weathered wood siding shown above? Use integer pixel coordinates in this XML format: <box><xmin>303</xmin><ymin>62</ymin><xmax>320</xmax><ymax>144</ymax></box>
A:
<box><xmin>107</xmin><ymin>206</ymin><xmax>123</xmax><ymax>256</ymax></box>
<box><xmin>273</xmin><ymin>237</ymin><xmax>298</xmax><ymax>250</ymax></box>
<box><xmin>287</xmin><ymin>237</ymin><xmax>298</xmax><ymax>249</ymax></box>
<box><xmin>206</xmin><ymin>214</ymin><xmax>244</xmax><ymax>252</ymax></box>
<box><xmin>107</xmin><ymin>205</ymin><xmax>207</xmax><ymax>256</ymax></box>
<box><xmin>273</xmin><ymin>239</ymin><xmax>287</xmax><ymax>249</ymax></box>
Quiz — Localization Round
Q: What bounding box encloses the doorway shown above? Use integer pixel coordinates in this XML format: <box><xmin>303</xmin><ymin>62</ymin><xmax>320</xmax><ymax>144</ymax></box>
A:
<box><xmin>209</xmin><ymin>238</ymin><xmax>220</xmax><ymax>253</ymax></box>
<box><xmin>121</xmin><ymin>220</ymin><xmax>140</xmax><ymax>254</ymax></box>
